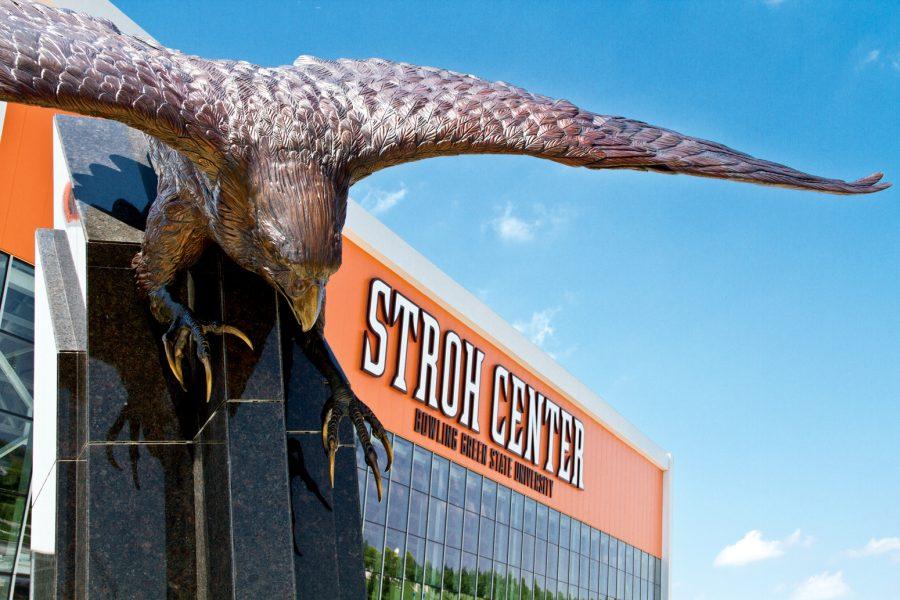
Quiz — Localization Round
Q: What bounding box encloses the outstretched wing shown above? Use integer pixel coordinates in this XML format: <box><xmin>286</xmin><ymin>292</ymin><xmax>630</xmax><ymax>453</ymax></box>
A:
<box><xmin>325</xmin><ymin>57</ymin><xmax>888</xmax><ymax>195</ymax></box>
<box><xmin>0</xmin><ymin>0</ymin><xmax>227</xmax><ymax>169</ymax></box>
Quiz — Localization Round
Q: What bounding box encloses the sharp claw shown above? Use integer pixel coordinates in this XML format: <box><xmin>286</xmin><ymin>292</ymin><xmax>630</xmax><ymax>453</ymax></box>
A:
<box><xmin>381</xmin><ymin>435</ymin><xmax>394</xmax><ymax>473</ymax></box>
<box><xmin>328</xmin><ymin>440</ymin><xmax>337</xmax><ymax>489</ymax></box>
<box><xmin>222</xmin><ymin>325</ymin><xmax>254</xmax><ymax>350</ymax></box>
<box><xmin>366</xmin><ymin>448</ymin><xmax>383</xmax><ymax>502</ymax></box>
<box><xmin>200</xmin><ymin>354</ymin><xmax>212</xmax><ymax>402</ymax></box>
<box><xmin>162</xmin><ymin>335</ymin><xmax>181</xmax><ymax>386</ymax></box>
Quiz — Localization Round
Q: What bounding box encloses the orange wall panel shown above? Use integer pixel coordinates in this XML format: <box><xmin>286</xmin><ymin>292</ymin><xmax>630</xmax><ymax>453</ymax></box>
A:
<box><xmin>326</xmin><ymin>238</ymin><xmax>664</xmax><ymax>557</ymax></box>
<box><xmin>0</xmin><ymin>103</ymin><xmax>56</xmax><ymax>264</ymax></box>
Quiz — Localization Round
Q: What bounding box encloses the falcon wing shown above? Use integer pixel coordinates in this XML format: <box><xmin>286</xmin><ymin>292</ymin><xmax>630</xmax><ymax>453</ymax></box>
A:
<box><xmin>0</xmin><ymin>0</ymin><xmax>227</xmax><ymax>167</ymax></box>
<box><xmin>329</xmin><ymin>57</ymin><xmax>888</xmax><ymax>195</ymax></box>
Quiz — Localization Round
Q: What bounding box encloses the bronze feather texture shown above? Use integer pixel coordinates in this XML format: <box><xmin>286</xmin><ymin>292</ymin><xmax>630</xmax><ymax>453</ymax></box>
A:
<box><xmin>0</xmin><ymin>0</ymin><xmax>889</xmax><ymax>495</ymax></box>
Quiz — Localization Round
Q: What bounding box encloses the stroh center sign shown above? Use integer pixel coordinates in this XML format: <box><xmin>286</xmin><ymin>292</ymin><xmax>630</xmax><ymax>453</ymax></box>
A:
<box><xmin>360</xmin><ymin>278</ymin><xmax>585</xmax><ymax>497</ymax></box>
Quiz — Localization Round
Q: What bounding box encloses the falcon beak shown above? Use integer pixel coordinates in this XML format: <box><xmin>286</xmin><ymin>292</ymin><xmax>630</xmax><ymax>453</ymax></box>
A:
<box><xmin>290</xmin><ymin>283</ymin><xmax>324</xmax><ymax>332</ymax></box>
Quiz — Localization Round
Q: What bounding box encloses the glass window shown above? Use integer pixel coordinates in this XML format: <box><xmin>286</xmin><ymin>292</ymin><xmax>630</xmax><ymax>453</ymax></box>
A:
<box><xmin>558</xmin><ymin>516</ymin><xmax>570</xmax><ymax>550</ymax></box>
<box><xmin>384</xmin><ymin>527</ymin><xmax>406</xmax><ymax>580</ymax></box>
<box><xmin>508</xmin><ymin>527</ymin><xmax>522</xmax><ymax>568</ymax></box>
<box><xmin>533</xmin><ymin>575</ymin><xmax>546</xmax><ymax>600</ymax></box>
<box><xmin>478</xmin><ymin>517</ymin><xmax>495</xmax><ymax>558</ymax></box>
<box><xmin>463</xmin><ymin>510</ymin><xmax>480</xmax><ymax>554</ymax></box>
<box><xmin>408</xmin><ymin>489</ymin><xmax>428</xmax><ymax>537</ymax></box>
<box><xmin>523</xmin><ymin>497</ymin><xmax>536</xmax><ymax>536</ymax></box>
<box><xmin>627</xmin><ymin>544</ymin><xmax>634</xmax><ymax>575</ymax></box>
<box><xmin>600</xmin><ymin>533</ymin><xmax>610</xmax><ymax>566</ymax></box>
<box><xmin>617</xmin><ymin>540</ymin><xmax>625</xmax><ymax>572</ymax></box>
<box><xmin>522</xmin><ymin>533</ymin><xmax>535</xmax><ymax>572</ymax></box>
<box><xmin>449</xmin><ymin>462</ymin><xmax>466</xmax><ymax>508</ymax></box>
<box><xmin>569</xmin><ymin>520</ymin><xmax>580</xmax><ymax>553</ymax></box>
<box><xmin>568</xmin><ymin>548</ymin><xmax>579</xmax><ymax>584</ymax></box>
<box><xmin>578</xmin><ymin>555</ymin><xmax>589</xmax><ymax>589</ymax></box>
<box><xmin>0</xmin><ymin>333</ymin><xmax>33</xmax><ymax>418</ymax></box>
<box><xmin>492</xmin><ymin>563</ymin><xmax>507</xmax><ymax>600</ymax></box>
<box><xmin>405</xmin><ymin>535</ymin><xmax>426</xmax><ymax>585</ymax></box>
<box><xmin>443</xmin><ymin>546</ymin><xmax>461</xmax><ymax>595</ymax></box>
<box><xmin>599</xmin><ymin>563</ymin><xmax>609</xmax><ymax>596</ymax></box>
<box><xmin>493</xmin><ymin>523</ymin><xmax>509</xmax><ymax>564</ymax></box>
<box><xmin>363</xmin><ymin>521</ymin><xmax>385</xmax><ymax>574</ymax></box>
<box><xmin>496</xmin><ymin>485</ymin><xmax>511</xmax><ymax>525</ymax></box>
<box><xmin>535</xmin><ymin>504</ymin><xmax>548</xmax><ymax>541</ymax></box>
<box><xmin>558</xmin><ymin>548</ymin><xmax>569</xmax><ymax>583</ymax></box>
<box><xmin>548</xmin><ymin>510</ymin><xmax>559</xmax><ymax>545</ymax></box>
<box><xmin>365</xmin><ymin>476</ymin><xmax>389</xmax><ymax>526</ymax></box>
<box><xmin>425</xmin><ymin>540</ymin><xmax>443</xmax><ymax>587</ymax></box>
<box><xmin>387</xmin><ymin>482</ymin><xmax>409</xmax><ymax>530</ymax></box>
<box><xmin>533</xmin><ymin>538</ymin><xmax>547</xmax><ymax>577</ymax></box>
<box><xmin>427</xmin><ymin>498</ymin><xmax>446</xmax><ymax>542</ymax></box>
<box><xmin>641</xmin><ymin>551</ymin><xmax>649</xmax><ymax>581</ymax></box>
<box><xmin>391</xmin><ymin>437</ymin><xmax>413</xmax><ymax>486</ymax></box>
<box><xmin>460</xmin><ymin>551</ymin><xmax>477</xmax><ymax>598</ymax></box>
<box><xmin>580</xmin><ymin>525</ymin><xmax>590</xmax><ymax>557</ymax></box>
<box><xmin>588</xmin><ymin>559</ymin><xmax>599</xmax><ymax>592</ymax></box>
<box><xmin>624</xmin><ymin>572</ymin><xmax>633</xmax><ymax>599</ymax></box>
<box><xmin>412</xmin><ymin>446</ymin><xmax>432</xmax><ymax>492</ymax></box>
<box><xmin>546</xmin><ymin>543</ymin><xmax>558</xmax><ymax>580</ymax></box>
<box><xmin>465</xmin><ymin>472</ymin><xmax>482</xmax><ymax>513</ymax></box>
<box><xmin>446</xmin><ymin>504</ymin><xmax>463</xmax><ymax>549</ymax></box>
<box><xmin>510</xmin><ymin>492</ymin><xmax>524</xmax><ymax>531</ymax></box>
<box><xmin>1</xmin><ymin>261</ymin><xmax>34</xmax><ymax>342</ymax></box>
<box><xmin>476</xmin><ymin>555</ymin><xmax>492</xmax><ymax>600</ymax></box>
<box><xmin>480</xmin><ymin>479</ymin><xmax>497</xmax><ymax>520</ymax></box>
<box><xmin>507</xmin><ymin>566</ymin><xmax>521</xmax><ymax>600</ymax></box>
<box><xmin>431</xmin><ymin>456</ymin><xmax>449</xmax><ymax>500</ymax></box>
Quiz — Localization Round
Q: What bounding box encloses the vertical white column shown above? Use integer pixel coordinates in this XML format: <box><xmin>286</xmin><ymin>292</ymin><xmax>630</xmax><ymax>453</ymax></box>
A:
<box><xmin>661</xmin><ymin>454</ymin><xmax>673</xmax><ymax>600</ymax></box>
<box><xmin>31</xmin><ymin>239</ymin><xmax>58</xmax><ymax>555</ymax></box>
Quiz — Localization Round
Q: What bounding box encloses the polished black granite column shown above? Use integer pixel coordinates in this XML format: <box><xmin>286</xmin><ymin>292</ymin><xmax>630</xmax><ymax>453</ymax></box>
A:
<box><xmin>33</xmin><ymin>115</ymin><xmax>365</xmax><ymax>599</ymax></box>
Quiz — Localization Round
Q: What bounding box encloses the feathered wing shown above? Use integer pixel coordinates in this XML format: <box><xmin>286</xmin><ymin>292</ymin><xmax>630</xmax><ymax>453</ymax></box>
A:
<box><xmin>330</xmin><ymin>58</ymin><xmax>889</xmax><ymax>194</ymax></box>
<box><xmin>0</xmin><ymin>0</ymin><xmax>227</xmax><ymax>169</ymax></box>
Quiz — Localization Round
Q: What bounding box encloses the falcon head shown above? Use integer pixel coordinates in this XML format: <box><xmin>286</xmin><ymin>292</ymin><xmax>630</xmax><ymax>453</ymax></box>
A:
<box><xmin>243</xmin><ymin>166</ymin><xmax>346</xmax><ymax>332</ymax></box>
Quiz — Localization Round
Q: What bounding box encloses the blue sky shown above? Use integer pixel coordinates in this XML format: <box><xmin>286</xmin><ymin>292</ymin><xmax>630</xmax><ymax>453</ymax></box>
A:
<box><xmin>115</xmin><ymin>1</ymin><xmax>899</xmax><ymax>598</ymax></box>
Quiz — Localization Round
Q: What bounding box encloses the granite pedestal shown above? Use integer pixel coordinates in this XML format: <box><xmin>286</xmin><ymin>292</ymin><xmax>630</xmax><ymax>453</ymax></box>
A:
<box><xmin>31</xmin><ymin>116</ymin><xmax>365</xmax><ymax>599</ymax></box>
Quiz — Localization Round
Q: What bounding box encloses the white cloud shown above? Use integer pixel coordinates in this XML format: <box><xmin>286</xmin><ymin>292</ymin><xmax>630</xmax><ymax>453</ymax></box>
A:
<box><xmin>763</xmin><ymin>0</ymin><xmax>786</xmax><ymax>6</ymax></box>
<box><xmin>491</xmin><ymin>203</ymin><xmax>537</xmax><ymax>242</ymax></box>
<box><xmin>791</xmin><ymin>571</ymin><xmax>850</xmax><ymax>600</ymax></box>
<box><xmin>488</xmin><ymin>202</ymin><xmax>572</xmax><ymax>243</ymax></box>
<box><xmin>714</xmin><ymin>529</ymin><xmax>810</xmax><ymax>567</ymax></box>
<box><xmin>845</xmin><ymin>536</ymin><xmax>900</xmax><ymax>558</ymax></box>
<box><xmin>861</xmin><ymin>49</ymin><xmax>881</xmax><ymax>65</ymax></box>
<box><xmin>356</xmin><ymin>184</ymin><xmax>407</xmax><ymax>214</ymax></box>
<box><xmin>514</xmin><ymin>308</ymin><xmax>560</xmax><ymax>347</ymax></box>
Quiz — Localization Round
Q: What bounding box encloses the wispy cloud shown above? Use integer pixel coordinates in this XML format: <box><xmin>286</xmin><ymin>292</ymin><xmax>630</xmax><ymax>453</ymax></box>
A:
<box><xmin>356</xmin><ymin>184</ymin><xmax>408</xmax><ymax>214</ymax></box>
<box><xmin>491</xmin><ymin>203</ymin><xmax>537</xmax><ymax>242</ymax></box>
<box><xmin>514</xmin><ymin>307</ymin><xmax>560</xmax><ymax>347</ymax></box>
<box><xmin>791</xmin><ymin>571</ymin><xmax>850</xmax><ymax>600</ymax></box>
<box><xmin>856</xmin><ymin>47</ymin><xmax>900</xmax><ymax>72</ymax></box>
<box><xmin>861</xmin><ymin>49</ymin><xmax>881</xmax><ymax>65</ymax></box>
<box><xmin>844</xmin><ymin>536</ymin><xmax>900</xmax><ymax>559</ymax></box>
<box><xmin>762</xmin><ymin>0</ymin><xmax>786</xmax><ymax>6</ymax></box>
<box><xmin>488</xmin><ymin>202</ymin><xmax>572</xmax><ymax>243</ymax></box>
<box><xmin>714</xmin><ymin>529</ymin><xmax>812</xmax><ymax>567</ymax></box>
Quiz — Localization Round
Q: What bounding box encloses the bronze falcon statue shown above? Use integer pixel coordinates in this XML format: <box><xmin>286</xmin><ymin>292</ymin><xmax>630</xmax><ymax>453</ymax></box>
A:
<box><xmin>0</xmin><ymin>1</ymin><xmax>890</xmax><ymax>498</ymax></box>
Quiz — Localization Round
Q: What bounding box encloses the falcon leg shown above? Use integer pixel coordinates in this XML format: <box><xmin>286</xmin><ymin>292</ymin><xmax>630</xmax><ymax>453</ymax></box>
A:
<box><xmin>133</xmin><ymin>191</ymin><xmax>251</xmax><ymax>402</ymax></box>
<box><xmin>297</xmin><ymin>327</ymin><xmax>393</xmax><ymax>501</ymax></box>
